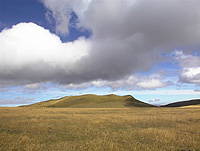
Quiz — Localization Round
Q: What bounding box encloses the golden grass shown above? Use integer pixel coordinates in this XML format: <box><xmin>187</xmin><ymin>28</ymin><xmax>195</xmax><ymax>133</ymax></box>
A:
<box><xmin>0</xmin><ymin>107</ymin><xmax>200</xmax><ymax>151</ymax></box>
<box><xmin>179</xmin><ymin>105</ymin><xmax>200</xmax><ymax>108</ymax></box>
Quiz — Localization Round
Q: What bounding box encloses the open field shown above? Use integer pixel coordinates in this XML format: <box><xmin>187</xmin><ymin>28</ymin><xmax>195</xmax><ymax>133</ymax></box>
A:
<box><xmin>0</xmin><ymin>107</ymin><xmax>200</xmax><ymax>151</ymax></box>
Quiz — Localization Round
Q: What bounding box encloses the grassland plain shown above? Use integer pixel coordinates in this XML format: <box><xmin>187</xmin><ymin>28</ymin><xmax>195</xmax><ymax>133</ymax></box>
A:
<box><xmin>0</xmin><ymin>107</ymin><xmax>200</xmax><ymax>151</ymax></box>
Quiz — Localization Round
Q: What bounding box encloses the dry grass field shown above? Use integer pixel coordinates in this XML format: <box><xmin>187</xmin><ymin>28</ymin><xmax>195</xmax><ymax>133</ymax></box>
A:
<box><xmin>0</xmin><ymin>107</ymin><xmax>200</xmax><ymax>151</ymax></box>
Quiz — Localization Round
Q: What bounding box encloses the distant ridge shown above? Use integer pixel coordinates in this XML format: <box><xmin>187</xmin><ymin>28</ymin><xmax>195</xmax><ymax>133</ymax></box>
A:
<box><xmin>162</xmin><ymin>99</ymin><xmax>200</xmax><ymax>107</ymax></box>
<box><xmin>22</xmin><ymin>94</ymin><xmax>155</xmax><ymax>108</ymax></box>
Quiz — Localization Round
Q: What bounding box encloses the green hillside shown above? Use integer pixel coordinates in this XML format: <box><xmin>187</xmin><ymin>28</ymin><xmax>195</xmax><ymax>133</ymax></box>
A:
<box><xmin>23</xmin><ymin>94</ymin><xmax>154</xmax><ymax>108</ymax></box>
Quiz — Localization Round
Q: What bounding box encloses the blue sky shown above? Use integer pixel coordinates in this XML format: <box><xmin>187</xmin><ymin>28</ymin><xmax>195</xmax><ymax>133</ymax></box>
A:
<box><xmin>0</xmin><ymin>0</ymin><xmax>200</xmax><ymax>106</ymax></box>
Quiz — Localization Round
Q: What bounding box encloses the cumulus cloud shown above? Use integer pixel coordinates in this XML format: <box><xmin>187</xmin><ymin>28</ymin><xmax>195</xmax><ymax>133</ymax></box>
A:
<box><xmin>1</xmin><ymin>0</ymin><xmax>200</xmax><ymax>90</ymax></box>
<box><xmin>179</xmin><ymin>68</ymin><xmax>200</xmax><ymax>85</ymax></box>
<box><xmin>62</xmin><ymin>73</ymin><xmax>170</xmax><ymax>90</ymax></box>
<box><xmin>172</xmin><ymin>51</ymin><xmax>200</xmax><ymax>85</ymax></box>
<box><xmin>0</xmin><ymin>22</ymin><xmax>90</xmax><ymax>86</ymax></box>
<box><xmin>172</xmin><ymin>51</ymin><xmax>200</xmax><ymax>68</ymax></box>
<box><xmin>136</xmin><ymin>74</ymin><xmax>170</xmax><ymax>89</ymax></box>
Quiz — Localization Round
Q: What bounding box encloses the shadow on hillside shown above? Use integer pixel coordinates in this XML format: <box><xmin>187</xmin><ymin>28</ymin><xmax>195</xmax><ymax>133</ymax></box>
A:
<box><xmin>124</xmin><ymin>98</ymin><xmax>155</xmax><ymax>107</ymax></box>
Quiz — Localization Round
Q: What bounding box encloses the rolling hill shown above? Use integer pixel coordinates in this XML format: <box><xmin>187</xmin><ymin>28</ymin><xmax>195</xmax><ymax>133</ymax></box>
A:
<box><xmin>23</xmin><ymin>94</ymin><xmax>155</xmax><ymax>108</ymax></box>
<box><xmin>162</xmin><ymin>99</ymin><xmax>200</xmax><ymax>107</ymax></box>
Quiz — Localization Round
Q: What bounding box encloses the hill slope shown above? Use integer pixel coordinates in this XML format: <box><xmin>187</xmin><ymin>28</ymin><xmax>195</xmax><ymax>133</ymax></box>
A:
<box><xmin>162</xmin><ymin>99</ymin><xmax>200</xmax><ymax>107</ymax></box>
<box><xmin>24</xmin><ymin>94</ymin><xmax>154</xmax><ymax>108</ymax></box>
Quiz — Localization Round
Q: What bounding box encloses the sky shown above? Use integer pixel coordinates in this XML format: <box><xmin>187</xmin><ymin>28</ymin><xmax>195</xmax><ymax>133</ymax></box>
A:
<box><xmin>0</xmin><ymin>0</ymin><xmax>200</xmax><ymax>107</ymax></box>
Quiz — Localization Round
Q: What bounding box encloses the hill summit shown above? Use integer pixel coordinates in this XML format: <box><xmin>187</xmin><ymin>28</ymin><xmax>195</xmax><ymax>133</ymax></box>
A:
<box><xmin>24</xmin><ymin>94</ymin><xmax>154</xmax><ymax>108</ymax></box>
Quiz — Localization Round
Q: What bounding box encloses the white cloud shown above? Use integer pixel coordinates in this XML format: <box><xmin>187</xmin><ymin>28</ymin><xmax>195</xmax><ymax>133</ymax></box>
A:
<box><xmin>148</xmin><ymin>98</ymin><xmax>160</xmax><ymax>102</ymax></box>
<box><xmin>62</xmin><ymin>73</ymin><xmax>170</xmax><ymax>90</ymax></box>
<box><xmin>180</xmin><ymin>67</ymin><xmax>200</xmax><ymax>85</ymax></box>
<box><xmin>172</xmin><ymin>50</ymin><xmax>200</xmax><ymax>85</ymax></box>
<box><xmin>137</xmin><ymin>74</ymin><xmax>170</xmax><ymax>89</ymax></box>
<box><xmin>0</xmin><ymin>22</ymin><xmax>89</xmax><ymax>65</ymax></box>
<box><xmin>172</xmin><ymin>50</ymin><xmax>200</xmax><ymax>68</ymax></box>
<box><xmin>41</xmin><ymin>0</ymin><xmax>91</xmax><ymax>35</ymax></box>
<box><xmin>0</xmin><ymin>22</ymin><xmax>90</xmax><ymax>85</ymax></box>
<box><xmin>92</xmin><ymin>75</ymin><xmax>139</xmax><ymax>90</ymax></box>
<box><xmin>137</xmin><ymin>79</ymin><xmax>167</xmax><ymax>89</ymax></box>
<box><xmin>136</xmin><ymin>74</ymin><xmax>170</xmax><ymax>89</ymax></box>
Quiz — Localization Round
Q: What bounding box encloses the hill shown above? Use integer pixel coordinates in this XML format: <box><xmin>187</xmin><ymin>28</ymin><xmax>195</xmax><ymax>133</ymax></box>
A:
<box><xmin>23</xmin><ymin>94</ymin><xmax>155</xmax><ymax>108</ymax></box>
<box><xmin>162</xmin><ymin>99</ymin><xmax>200</xmax><ymax>107</ymax></box>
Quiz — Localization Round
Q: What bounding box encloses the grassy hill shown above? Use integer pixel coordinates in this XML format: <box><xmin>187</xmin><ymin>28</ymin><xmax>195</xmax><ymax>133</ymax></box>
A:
<box><xmin>23</xmin><ymin>94</ymin><xmax>154</xmax><ymax>108</ymax></box>
<box><xmin>162</xmin><ymin>99</ymin><xmax>200</xmax><ymax>107</ymax></box>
